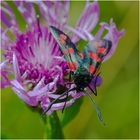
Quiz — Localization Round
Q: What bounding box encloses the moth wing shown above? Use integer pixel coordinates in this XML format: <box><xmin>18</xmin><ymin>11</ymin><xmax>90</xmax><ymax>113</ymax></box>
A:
<box><xmin>83</xmin><ymin>39</ymin><xmax>112</xmax><ymax>74</ymax></box>
<box><xmin>50</xmin><ymin>26</ymin><xmax>83</xmax><ymax>71</ymax></box>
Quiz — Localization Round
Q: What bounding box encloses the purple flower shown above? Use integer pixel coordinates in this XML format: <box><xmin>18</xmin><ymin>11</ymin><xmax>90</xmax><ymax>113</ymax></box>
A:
<box><xmin>1</xmin><ymin>1</ymin><xmax>125</xmax><ymax>114</ymax></box>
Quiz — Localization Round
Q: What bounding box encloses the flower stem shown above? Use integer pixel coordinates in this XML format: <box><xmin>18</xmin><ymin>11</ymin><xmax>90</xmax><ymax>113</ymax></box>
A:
<box><xmin>43</xmin><ymin>112</ymin><xmax>64</xmax><ymax>139</ymax></box>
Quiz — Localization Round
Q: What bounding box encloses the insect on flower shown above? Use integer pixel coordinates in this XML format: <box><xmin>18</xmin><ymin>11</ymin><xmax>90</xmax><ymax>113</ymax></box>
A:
<box><xmin>1</xmin><ymin>0</ymin><xmax>125</xmax><ymax>124</ymax></box>
<box><xmin>43</xmin><ymin>26</ymin><xmax>112</xmax><ymax>124</ymax></box>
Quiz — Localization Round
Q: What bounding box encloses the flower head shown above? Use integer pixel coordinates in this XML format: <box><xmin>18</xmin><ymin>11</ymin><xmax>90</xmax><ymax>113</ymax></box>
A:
<box><xmin>1</xmin><ymin>1</ymin><xmax>125</xmax><ymax>114</ymax></box>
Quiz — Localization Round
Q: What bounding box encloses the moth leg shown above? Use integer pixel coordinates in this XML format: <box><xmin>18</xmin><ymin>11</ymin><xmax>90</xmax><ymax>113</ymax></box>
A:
<box><xmin>43</xmin><ymin>87</ymin><xmax>76</xmax><ymax>114</ymax></box>
<box><xmin>62</xmin><ymin>71</ymin><xmax>72</xmax><ymax>113</ymax></box>
<box><xmin>62</xmin><ymin>92</ymin><xmax>69</xmax><ymax>113</ymax></box>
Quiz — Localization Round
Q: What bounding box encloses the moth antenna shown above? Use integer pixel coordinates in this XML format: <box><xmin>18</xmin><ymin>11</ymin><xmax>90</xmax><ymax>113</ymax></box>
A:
<box><xmin>84</xmin><ymin>91</ymin><xmax>105</xmax><ymax>126</ymax></box>
<box><xmin>43</xmin><ymin>87</ymin><xmax>76</xmax><ymax>115</ymax></box>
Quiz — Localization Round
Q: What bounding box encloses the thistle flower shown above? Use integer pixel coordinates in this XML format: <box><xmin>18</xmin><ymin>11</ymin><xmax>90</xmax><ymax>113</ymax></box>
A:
<box><xmin>1</xmin><ymin>1</ymin><xmax>125</xmax><ymax>115</ymax></box>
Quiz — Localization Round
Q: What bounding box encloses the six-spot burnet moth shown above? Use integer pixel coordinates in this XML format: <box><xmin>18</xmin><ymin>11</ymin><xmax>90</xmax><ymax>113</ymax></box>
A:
<box><xmin>43</xmin><ymin>26</ymin><xmax>112</xmax><ymax>124</ymax></box>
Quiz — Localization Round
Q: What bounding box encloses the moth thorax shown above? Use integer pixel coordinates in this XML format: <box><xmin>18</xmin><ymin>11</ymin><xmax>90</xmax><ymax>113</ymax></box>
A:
<box><xmin>74</xmin><ymin>67</ymin><xmax>92</xmax><ymax>91</ymax></box>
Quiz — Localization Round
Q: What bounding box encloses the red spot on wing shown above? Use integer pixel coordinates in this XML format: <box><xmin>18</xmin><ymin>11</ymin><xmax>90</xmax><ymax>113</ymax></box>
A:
<box><xmin>60</xmin><ymin>34</ymin><xmax>67</xmax><ymax>40</ymax></box>
<box><xmin>68</xmin><ymin>48</ymin><xmax>74</xmax><ymax>54</ymax></box>
<box><xmin>67</xmin><ymin>62</ymin><xmax>77</xmax><ymax>71</ymax></box>
<box><xmin>89</xmin><ymin>65</ymin><xmax>96</xmax><ymax>74</ymax></box>
<box><xmin>59</xmin><ymin>38</ymin><xmax>65</xmax><ymax>45</ymax></box>
<box><xmin>78</xmin><ymin>53</ymin><xmax>84</xmax><ymax>59</ymax></box>
<box><xmin>64</xmin><ymin>49</ymin><xmax>69</xmax><ymax>54</ymax></box>
<box><xmin>97</xmin><ymin>48</ymin><xmax>106</xmax><ymax>54</ymax></box>
<box><xmin>64</xmin><ymin>48</ymin><xmax>74</xmax><ymax>54</ymax></box>
<box><xmin>59</xmin><ymin>34</ymin><xmax>67</xmax><ymax>45</ymax></box>
<box><xmin>89</xmin><ymin>52</ymin><xmax>101</xmax><ymax>62</ymax></box>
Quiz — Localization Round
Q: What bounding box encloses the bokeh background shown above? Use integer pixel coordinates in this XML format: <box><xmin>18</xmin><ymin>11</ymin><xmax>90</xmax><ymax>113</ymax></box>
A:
<box><xmin>1</xmin><ymin>1</ymin><xmax>139</xmax><ymax>139</ymax></box>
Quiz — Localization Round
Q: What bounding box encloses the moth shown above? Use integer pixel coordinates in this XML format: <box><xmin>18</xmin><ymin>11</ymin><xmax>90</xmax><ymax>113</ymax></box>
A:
<box><xmin>44</xmin><ymin>26</ymin><xmax>112</xmax><ymax>124</ymax></box>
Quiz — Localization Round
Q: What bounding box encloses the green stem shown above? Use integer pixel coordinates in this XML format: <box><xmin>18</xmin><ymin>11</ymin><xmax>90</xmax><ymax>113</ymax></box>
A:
<box><xmin>43</xmin><ymin>112</ymin><xmax>64</xmax><ymax>139</ymax></box>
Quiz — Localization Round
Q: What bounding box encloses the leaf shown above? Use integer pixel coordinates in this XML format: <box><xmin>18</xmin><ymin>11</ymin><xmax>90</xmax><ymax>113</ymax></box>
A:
<box><xmin>61</xmin><ymin>97</ymin><xmax>83</xmax><ymax>127</ymax></box>
<box><xmin>44</xmin><ymin>112</ymin><xmax>64</xmax><ymax>139</ymax></box>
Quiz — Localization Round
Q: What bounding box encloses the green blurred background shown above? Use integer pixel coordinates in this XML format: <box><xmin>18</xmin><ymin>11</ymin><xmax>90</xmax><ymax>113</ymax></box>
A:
<box><xmin>1</xmin><ymin>1</ymin><xmax>139</xmax><ymax>139</ymax></box>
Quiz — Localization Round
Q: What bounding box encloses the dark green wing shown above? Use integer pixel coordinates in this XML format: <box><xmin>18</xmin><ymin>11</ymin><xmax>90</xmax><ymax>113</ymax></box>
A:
<box><xmin>50</xmin><ymin>26</ymin><xmax>83</xmax><ymax>71</ymax></box>
<box><xmin>82</xmin><ymin>39</ymin><xmax>112</xmax><ymax>74</ymax></box>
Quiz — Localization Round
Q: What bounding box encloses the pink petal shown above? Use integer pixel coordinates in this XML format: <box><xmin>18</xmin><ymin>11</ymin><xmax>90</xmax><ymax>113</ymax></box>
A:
<box><xmin>71</xmin><ymin>1</ymin><xmax>99</xmax><ymax>42</ymax></box>
<box><xmin>13</xmin><ymin>53</ymin><xmax>21</xmax><ymax>80</ymax></box>
<box><xmin>27</xmin><ymin>76</ymin><xmax>59</xmax><ymax>97</ymax></box>
<box><xmin>97</xmin><ymin>19</ymin><xmax>125</xmax><ymax>61</ymax></box>
<box><xmin>0</xmin><ymin>60</ymin><xmax>9</xmax><ymax>69</ymax></box>
<box><xmin>0</xmin><ymin>71</ymin><xmax>11</xmax><ymax>88</ymax></box>
<box><xmin>76</xmin><ymin>1</ymin><xmax>99</xmax><ymax>31</ymax></box>
<box><xmin>14</xmin><ymin>1</ymin><xmax>36</xmax><ymax>25</ymax></box>
<box><xmin>12</xmin><ymin>87</ymin><xmax>38</xmax><ymax>106</ymax></box>
<box><xmin>1</xmin><ymin>2</ymin><xmax>19</xmax><ymax>34</ymax></box>
<box><xmin>46</xmin><ymin>99</ymin><xmax>75</xmax><ymax>111</ymax></box>
<box><xmin>11</xmin><ymin>79</ymin><xmax>26</xmax><ymax>92</ymax></box>
<box><xmin>37</xmin><ymin>1</ymin><xmax>69</xmax><ymax>28</ymax></box>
